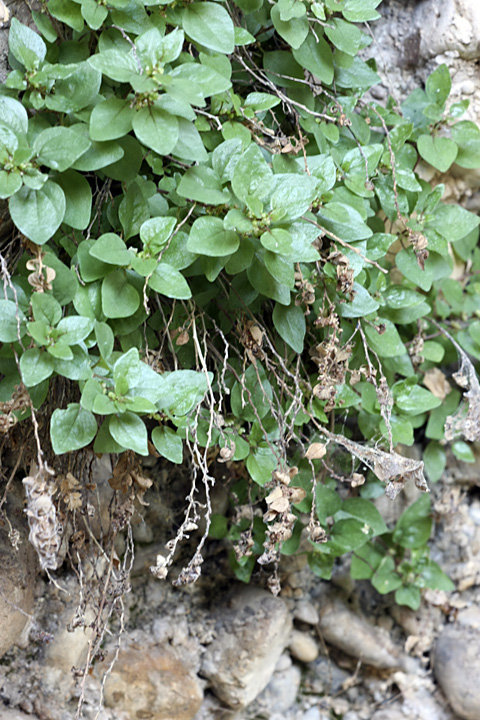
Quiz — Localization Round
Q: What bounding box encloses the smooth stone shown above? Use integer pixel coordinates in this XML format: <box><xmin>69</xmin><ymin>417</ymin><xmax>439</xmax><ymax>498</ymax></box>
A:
<box><xmin>201</xmin><ymin>586</ymin><xmax>292</xmax><ymax>709</ymax></box>
<box><xmin>433</xmin><ymin>623</ymin><xmax>480</xmax><ymax>720</ymax></box>
<box><xmin>294</xmin><ymin>600</ymin><xmax>319</xmax><ymax>626</ymax></box>
<box><xmin>289</xmin><ymin>629</ymin><xmax>319</xmax><ymax>663</ymax></box>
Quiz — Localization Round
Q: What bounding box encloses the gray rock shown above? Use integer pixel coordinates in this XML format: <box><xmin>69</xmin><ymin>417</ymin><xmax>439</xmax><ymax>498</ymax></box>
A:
<box><xmin>433</xmin><ymin>620</ymin><xmax>480</xmax><ymax>720</ymax></box>
<box><xmin>318</xmin><ymin>598</ymin><xmax>407</xmax><ymax>670</ymax></box>
<box><xmin>294</xmin><ymin>599</ymin><xmax>319</xmax><ymax>625</ymax></box>
<box><xmin>0</xmin><ymin>707</ymin><xmax>36</xmax><ymax>720</ymax></box>
<box><xmin>201</xmin><ymin>586</ymin><xmax>292</xmax><ymax>709</ymax></box>
<box><xmin>0</xmin><ymin>496</ymin><xmax>36</xmax><ymax>659</ymax></box>
<box><xmin>309</xmin><ymin>656</ymin><xmax>349</xmax><ymax>694</ymax></box>
<box><xmin>302</xmin><ymin>708</ymin><xmax>330</xmax><ymax>720</ymax></box>
<box><xmin>254</xmin><ymin>664</ymin><xmax>301</xmax><ymax>714</ymax></box>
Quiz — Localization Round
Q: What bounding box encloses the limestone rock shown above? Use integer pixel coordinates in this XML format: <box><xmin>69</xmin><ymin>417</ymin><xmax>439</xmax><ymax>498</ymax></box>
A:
<box><xmin>201</xmin><ymin>586</ymin><xmax>292</xmax><ymax>709</ymax></box>
<box><xmin>0</xmin><ymin>706</ymin><xmax>35</xmax><ymax>720</ymax></box>
<box><xmin>294</xmin><ymin>599</ymin><xmax>319</xmax><ymax>626</ymax></box>
<box><xmin>104</xmin><ymin>641</ymin><xmax>203</xmax><ymax>720</ymax></box>
<box><xmin>433</xmin><ymin>618</ymin><xmax>480</xmax><ymax>720</ymax></box>
<box><xmin>254</xmin><ymin>664</ymin><xmax>301</xmax><ymax>714</ymax></box>
<box><xmin>318</xmin><ymin>598</ymin><xmax>406</xmax><ymax>670</ymax></box>
<box><xmin>0</xmin><ymin>501</ymin><xmax>36</xmax><ymax>659</ymax></box>
<box><xmin>415</xmin><ymin>0</ymin><xmax>480</xmax><ymax>60</ymax></box>
<box><xmin>289</xmin><ymin>630</ymin><xmax>319</xmax><ymax>663</ymax></box>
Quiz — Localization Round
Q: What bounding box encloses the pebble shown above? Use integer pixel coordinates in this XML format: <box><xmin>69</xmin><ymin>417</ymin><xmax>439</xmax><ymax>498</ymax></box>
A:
<box><xmin>302</xmin><ymin>708</ymin><xmax>329</xmax><ymax>720</ymax></box>
<box><xmin>294</xmin><ymin>600</ymin><xmax>319</xmax><ymax>626</ymax></box>
<box><xmin>201</xmin><ymin>586</ymin><xmax>292</xmax><ymax>709</ymax></box>
<box><xmin>318</xmin><ymin>598</ymin><xmax>406</xmax><ymax>670</ymax></box>
<box><xmin>433</xmin><ymin>621</ymin><xmax>480</xmax><ymax>720</ymax></box>
<box><xmin>289</xmin><ymin>629</ymin><xmax>319</xmax><ymax>663</ymax></box>
<box><xmin>255</xmin><ymin>665</ymin><xmax>302</xmax><ymax>714</ymax></box>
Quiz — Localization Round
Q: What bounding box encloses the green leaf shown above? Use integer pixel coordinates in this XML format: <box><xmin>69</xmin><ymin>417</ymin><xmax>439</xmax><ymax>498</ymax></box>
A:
<box><xmin>148</xmin><ymin>263</ymin><xmax>191</xmax><ymax>299</ymax></box>
<box><xmin>89</xmin><ymin>97</ymin><xmax>135</xmax><ymax>141</ymax></box>
<box><xmin>46</xmin><ymin>62</ymin><xmax>101</xmax><ymax>113</ymax></box>
<box><xmin>293</xmin><ymin>33</ymin><xmax>333</xmax><ymax>84</ymax></box>
<box><xmin>396</xmin><ymin>247</ymin><xmax>434</xmax><ymax>291</ymax></box>
<box><xmin>351</xmin><ymin>542</ymin><xmax>383</xmax><ymax>579</ymax></box>
<box><xmin>420</xmin><ymin>561</ymin><xmax>455</xmax><ymax>592</ymax></box>
<box><xmin>55</xmin><ymin>170</ymin><xmax>92</xmax><ymax>230</ymax></box>
<box><xmin>172</xmin><ymin>117</ymin><xmax>208</xmax><ymax>163</ymax></box>
<box><xmin>423</xmin><ymin>441</ymin><xmax>446</xmax><ymax>483</ymax></box>
<box><xmin>33</xmin><ymin>127</ymin><xmax>91</xmax><ymax>172</ymax></box>
<box><xmin>177</xmin><ymin>166</ymin><xmax>228</xmax><ymax>205</ymax></box>
<box><xmin>118</xmin><ymin>180</ymin><xmax>150</xmax><ymax>241</ymax></box>
<box><xmin>451</xmin><ymin>120</ymin><xmax>480</xmax><ymax>169</ymax></box>
<box><xmin>327</xmin><ymin>518</ymin><xmax>372</xmax><ymax>552</ymax></box>
<box><xmin>247</xmin><ymin>260</ymin><xmax>291</xmax><ymax>305</ymax></box>
<box><xmin>102</xmin><ymin>271</ymin><xmax>140</xmax><ymax>318</ymax></box>
<box><xmin>81</xmin><ymin>0</ymin><xmax>108</xmax><ymax>29</ymax></box>
<box><xmin>48</xmin><ymin>0</ymin><xmax>84</xmax><ymax>32</ymax></box>
<box><xmin>182</xmin><ymin>2</ymin><xmax>235</xmax><ymax>54</ymax></box>
<box><xmin>88</xmin><ymin>49</ymin><xmax>138</xmax><ymax>82</ymax></box>
<box><xmin>20</xmin><ymin>347</ymin><xmax>55</xmax><ymax>386</ymax></box>
<box><xmin>156</xmin><ymin>369</ymin><xmax>210</xmax><ymax>415</ymax></box>
<box><xmin>95</xmin><ymin>321</ymin><xmax>114</xmax><ymax>360</ymax></box>
<box><xmin>246</xmin><ymin>445</ymin><xmax>277</xmax><ymax>486</ymax></box>
<box><xmin>140</xmin><ymin>216</ymin><xmax>176</xmax><ymax>253</ymax></box>
<box><xmin>9</xmin><ymin>181</ymin><xmax>66</xmax><ymax>245</ymax></box>
<box><xmin>110</xmin><ymin>411</ymin><xmax>149</xmax><ymax>455</ymax></box>
<box><xmin>72</xmin><ymin>138</ymin><xmax>124</xmax><ymax>172</ymax></box>
<box><xmin>270</xmin><ymin>173</ymin><xmax>318</xmax><ymax>221</ymax></box>
<box><xmin>31</xmin><ymin>292</ymin><xmax>62</xmax><ymax>325</ymax></box>
<box><xmin>188</xmin><ymin>217</ymin><xmax>239</xmax><ymax>257</ymax></box>
<box><xmin>230</xmin><ymin>363</ymin><xmax>273</xmax><ymax>421</ymax></box>
<box><xmin>0</xmin><ymin>299</ymin><xmax>26</xmax><ymax>341</ymax></box>
<box><xmin>452</xmin><ymin>440</ymin><xmax>475</xmax><ymax>463</ymax></box>
<box><xmin>395</xmin><ymin>585</ymin><xmax>421</xmax><ymax>610</ymax></box>
<box><xmin>260</xmin><ymin>228</ymin><xmax>292</xmax><ymax>255</ymax></box>
<box><xmin>363</xmin><ymin>320</ymin><xmax>407</xmax><ymax>358</ymax></box>
<box><xmin>231</xmin><ymin>144</ymin><xmax>273</xmax><ymax>204</ymax></box>
<box><xmin>53</xmin><ymin>344</ymin><xmax>92</xmax><ymax>381</ymax></box>
<box><xmin>50</xmin><ymin>403</ymin><xmax>97</xmax><ymax>454</ymax></box>
<box><xmin>56</xmin><ymin>316</ymin><xmax>94</xmax><ymax>345</ymax></box>
<box><xmin>341</xmin><ymin>497</ymin><xmax>387</xmax><ymax>536</ymax></box>
<box><xmin>272</xmin><ymin>302</ymin><xmax>305</xmax><ymax>353</ymax></box>
<box><xmin>325</xmin><ymin>17</ymin><xmax>362</xmax><ymax>56</ymax></box>
<box><xmin>90</xmin><ymin>233</ymin><xmax>134</xmax><ymax>266</ymax></box>
<box><xmin>271</xmin><ymin>7</ymin><xmax>309</xmax><ymax>50</ymax></box>
<box><xmin>417</xmin><ymin>135</ymin><xmax>458</xmax><ymax>173</ymax></box>
<box><xmin>426</xmin><ymin>64</ymin><xmax>451</xmax><ymax>107</ymax></box>
<box><xmin>342</xmin><ymin>0</ymin><xmax>382</xmax><ymax>22</ymax></box>
<box><xmin>393</xmin><ymin>380</ymin><xmax>441</xmax><ymax>415</ymax></box>
<box><xmin>315</xmin><ymin>485</ymin><xmax>342</xmax><ymax>525</ymax></box>
<box><xmin>318</xmin><ymin>202</ymin><xmax>373</xmax><ymax>242</ymax></box>
<box><xmin>428</xmin><ymin>203</ymin><xmax>480</xmax><ymax>242</ymax></box>
<box><xmin>340</xmin><ymin>283</ymin><xmax>379</xmax><ymax>318</ymax></box>
<box><xmin>9</xmin><ymin>18</ymin><xmax>47</xmax><ymax>69</ymax></box>
<box><xmin>371</xmin><ymin>555</ymin><xmax>402</xmax><ymax>594</ymax></box>
<box><xmin>0</xmin><ymin>171</ymin><xmax>22</xmax><ymax>199</ymax></box>
<box><xmin>151</xmin><ymin>426</ymin><xmax>183</xmax><ymax>464</ymax></box>
<box><xmin>132</xmin><ymin>106</ymin><xmax>179</xmax><ymax>155</ymax></box>
<box><xmin>393</xmin><ymin>495</ymin><xmax>432</xmax><ymax>549</ymax></box>
<box><xmin>307</xmin><ymin>551</ymin><xmax>334</xmax><ymax>579</ymax></box>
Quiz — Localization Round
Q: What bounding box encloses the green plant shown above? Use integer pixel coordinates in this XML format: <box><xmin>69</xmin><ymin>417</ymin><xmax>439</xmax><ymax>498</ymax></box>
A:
<box><xmin>1</xmin><ymin>0</ymin><xmax>479</xmax><ymax>603</ymax></box>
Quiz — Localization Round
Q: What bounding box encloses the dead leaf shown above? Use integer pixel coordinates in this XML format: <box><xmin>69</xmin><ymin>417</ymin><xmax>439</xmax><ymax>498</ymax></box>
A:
<box><xmin>423</xmin><ymin>368</ymin><xmax>451</xmax><ymax>400</ymax></box>
<box><xmin>306</xmin><ymin>442</ymin><xmax>327</xmax><ymax>460</ymax></box>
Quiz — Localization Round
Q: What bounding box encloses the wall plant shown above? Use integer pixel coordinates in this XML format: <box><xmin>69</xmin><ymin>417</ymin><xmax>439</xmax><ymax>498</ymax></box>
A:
<box><xmin>0</xmin><ymin>0</ymin><xmax>479</xmax><ymax>607</ymax></box>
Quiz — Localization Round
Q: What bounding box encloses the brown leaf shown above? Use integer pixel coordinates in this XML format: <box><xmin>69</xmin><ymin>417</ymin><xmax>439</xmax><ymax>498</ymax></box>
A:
<box><xmin>423</xmin><ymin>368</ymin><xmax>451</xmax><ymax>400</ymax></box>
<box><xmin>306</xmin><ymin>442</ymin><xmax>327</xmax><ymax>460</ymax></box>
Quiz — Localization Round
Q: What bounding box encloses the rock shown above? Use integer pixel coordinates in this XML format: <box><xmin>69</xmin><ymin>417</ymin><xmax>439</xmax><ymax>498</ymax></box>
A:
<box><xmin>309</xmin><ymin>656</ymin><xmax>349</xmax><ymax>694</ymax></box>
<box><xmin>103</xmin><ymin>640</ymin><xmax>203</xmax><ymax>720</ymax></box>
<box><xmin>0</xmin><ymin>707</ymin><xmax>36</xmax><ymax>720</ymax></box>
<box><xmin>201</xmin><ymin>586</ymin><xmax>292</xmax><ymax>709</ymax></box>
<box><xmin>302</xmin><ymin>708</ymin><xmax>330</xmax><ymax>720</ymax></box>
<box><xmin>254</xmin><ymin>664</ymin><xmax>301</xmax><ymax>714</ymax></box>
<box><xmin>415</xmin><ymin>0</ymin><xmax>480</xmax><ymax>60</ymax></box>
<box><xmin>433</xmin><ymin>618</ymin><xmax>480</xmax><ymax>720</ymax></box>
<box><xmin>0</xmin><ymin>497</ymin><xmax>37</xmax><ymax>659</ymax></box>
<box><xmin>370</xmin><ymin>709</ymin><xmax>406</xmax><ymax>720</ymax></box>
<box><xmin>318</xmin><ymin>598</ymin><xmax>406</xmax><ymax>670</ymax></box>
<box><xmin>289</xmin><ymin>630</ymin><xmax>319</xmax><ymax>663</ymax></box>
<box><xmin>294</xmin><ymin>600</ymin><xmax>319</xmax><ymax>625</ymax></box>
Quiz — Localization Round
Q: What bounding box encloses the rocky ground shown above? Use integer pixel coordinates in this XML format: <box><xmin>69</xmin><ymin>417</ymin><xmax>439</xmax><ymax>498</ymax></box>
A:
<box><xmin>2</xmin><ymin>1</ymin><xmax>480</xmax><ymax>719</ymax></box>
<box><xmin>2</xmin><ymin>444</ymin><xmax>480</xmax><ymax>720</ymax></box>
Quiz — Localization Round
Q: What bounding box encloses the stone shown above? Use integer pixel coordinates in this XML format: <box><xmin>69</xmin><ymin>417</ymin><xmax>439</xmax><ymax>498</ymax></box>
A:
<box><xmin>0</xmin><ymin>496</ymin><xmax>37</xmax><ymax>659</ymax></box>
<box><xmin>309</xmin><ymin>656</ymin><xmax>349</xmax><ymax>694</ymax></box>
<box><xmin>294</xmin><ymin>600</ymin><xmax>319</xmax><ymax>626</ymax></box>
<box><xmin>103</xmin><ymin>641</ymin><xmax>203</xmax><ymax>720</ymax></box>
<box><xmin>0</xmin><ymin>707</ymin><xmax>36</xmax><ymax>720</ymax></box>
<box><xmin>318</xmin><ymin>598</ymin><xmax>406</xmax><ymax>670</ymax></box>
<box><xmin>302</xmin><ymin>709</ymin><xmax>330</xmax><ymax>720</ymax></box>
<box><xmin>289</xmin><ymin>630</ymin><xmax>319</xmax><ymax>663</ymax></box>
<box><xmin>254</xmin><ymin>664</ymin><xmax>301</xmax><ymax>714</ymax></box>
<box><xmin>201</xmin><ymin>586</ymin><xmax>292</xmax><ymax>709</ymax></box>
<box><xmin>433</xmin><ymin>620</ymin><xmax>480</xmax><ymax>720</ymax></box>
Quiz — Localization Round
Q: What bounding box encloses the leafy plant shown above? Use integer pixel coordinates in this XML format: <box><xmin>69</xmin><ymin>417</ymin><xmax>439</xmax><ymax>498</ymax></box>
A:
<box><xmin>1</xmin><ymin>0</ymin><xmax>479</xmax><ymax>605</ymax></box>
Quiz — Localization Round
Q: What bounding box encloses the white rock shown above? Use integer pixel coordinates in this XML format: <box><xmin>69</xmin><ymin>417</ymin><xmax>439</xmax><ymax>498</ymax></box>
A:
<box><xmin>318</xmin><ymin>598</ymin><xmax>407</xmax><ymax>670</ymax></box>
<box><xmin>255</xmin><ymin>664</ymin><xmax>301</xmax><ymax>714</ymax></box>
<box><xmin>433</xmin><ymin>621</ymin><xmax>480</xmax><ymax>719</ymax></box>
<box><xmin>289</xmin><ymin>629</ymin><xmax>319</xmax><ymax>663</ymax></box>
<box><xmin>294</xmin><ymin>600</ymin><xmax>319</xmax><ymax>625</ymax></box>
<box><xmin>201</xmin><ymin>586</ymin><xmax>292</xmax><ymax>709</ymax></box>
